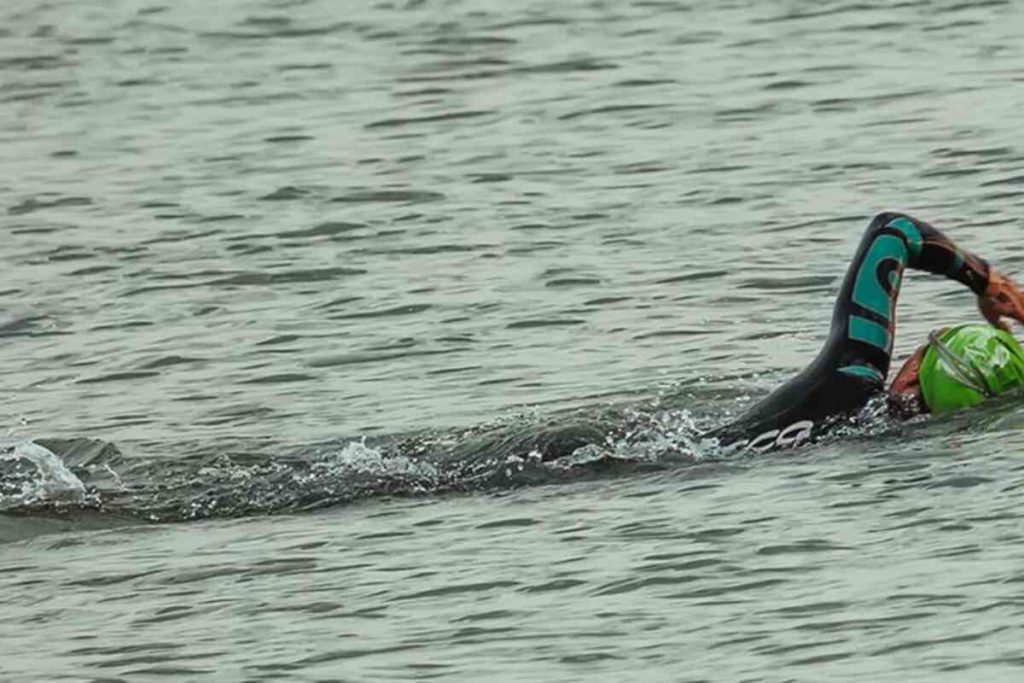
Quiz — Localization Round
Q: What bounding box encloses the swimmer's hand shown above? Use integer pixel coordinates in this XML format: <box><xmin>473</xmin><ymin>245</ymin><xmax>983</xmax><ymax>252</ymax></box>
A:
<box><xmin>979</xmin><ymin>269</ymin><xmax>1024</xmax><ymax>331</ymax></box>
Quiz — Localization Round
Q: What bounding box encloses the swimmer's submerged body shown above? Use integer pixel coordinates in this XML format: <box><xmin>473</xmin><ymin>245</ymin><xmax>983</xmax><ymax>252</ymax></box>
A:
<box><xmin>710</xmin><ymin>211</ymin><xmax>1024</xmax><ymax>452</ymax></box>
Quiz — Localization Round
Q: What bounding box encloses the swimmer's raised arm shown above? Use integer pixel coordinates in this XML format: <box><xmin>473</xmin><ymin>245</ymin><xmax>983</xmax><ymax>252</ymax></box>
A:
<box><xmin>711</xmin><ymin>211</ymin><xmax>1024</xmax><ymax>451</ymax></box>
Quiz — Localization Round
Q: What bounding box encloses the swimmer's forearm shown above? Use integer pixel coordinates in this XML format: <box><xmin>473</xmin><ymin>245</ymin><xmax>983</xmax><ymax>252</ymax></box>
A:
<box><xmin>910</xmin><ymin>219</ymin><xmax>989</xmax><ymax>295</ymax></box>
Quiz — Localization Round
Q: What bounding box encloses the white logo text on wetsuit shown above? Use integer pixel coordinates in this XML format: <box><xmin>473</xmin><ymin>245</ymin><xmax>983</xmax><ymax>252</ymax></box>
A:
<box><xmin>742</xmin><ymin>420</ymin><xmax>814</xmax><ymax>453</ymax></box>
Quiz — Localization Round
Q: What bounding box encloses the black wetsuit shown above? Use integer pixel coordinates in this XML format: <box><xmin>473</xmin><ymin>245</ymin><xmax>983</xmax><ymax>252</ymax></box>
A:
<box><xmin>711</xmin><ymin>212</ymin><xmax>990</xmax><ymax>452</ymax></box>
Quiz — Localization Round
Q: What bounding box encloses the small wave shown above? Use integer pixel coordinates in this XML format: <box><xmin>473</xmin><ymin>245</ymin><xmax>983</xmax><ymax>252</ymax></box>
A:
<box><xmin>8</xmin><ymin>195</ymin><xmax>92</xmax><ymax>215</ymax></box>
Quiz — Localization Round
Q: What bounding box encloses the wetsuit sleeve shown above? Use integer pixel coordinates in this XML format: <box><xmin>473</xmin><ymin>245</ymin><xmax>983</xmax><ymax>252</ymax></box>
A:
<box><xmin>710</xmin><ymin>211</ymin><xmax>990</xmax><ymax>451</ymax></box>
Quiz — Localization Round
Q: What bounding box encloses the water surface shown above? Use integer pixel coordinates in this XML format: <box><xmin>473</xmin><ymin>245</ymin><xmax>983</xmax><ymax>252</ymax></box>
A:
<box><xmin>4</xmin><ymin>0</ymin><xmax>1024</xmax><ymax>679</ymax></box>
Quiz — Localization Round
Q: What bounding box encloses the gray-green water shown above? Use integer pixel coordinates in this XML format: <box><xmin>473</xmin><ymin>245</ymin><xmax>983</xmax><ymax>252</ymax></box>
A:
<box><xmin>4</xmin><ymin>0</ymin><xmax>1024</xmax><ymax>679</ymax></box>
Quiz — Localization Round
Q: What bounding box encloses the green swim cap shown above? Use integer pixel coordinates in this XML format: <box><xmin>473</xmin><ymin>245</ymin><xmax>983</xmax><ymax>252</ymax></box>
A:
<box><xmin>918</xmin><ymin>323</ymin><xmax>1024</xmax><ymax>414</ymax></box>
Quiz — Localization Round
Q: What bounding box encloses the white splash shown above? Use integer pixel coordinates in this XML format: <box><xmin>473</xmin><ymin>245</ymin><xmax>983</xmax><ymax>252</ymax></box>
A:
<box><xmin>317</xmin><ymin>440</ymin><xmax>441</xmax><ymax>480</ymax></box>
<box><xmin>0</xmin><ymin>440</ymin><xmax>87</xmax><ymax>509</ymax></box>
<box><xmin>610</xmin><ymin>408</ymin><xmax>712</xmax><ymax>462</ymax></box>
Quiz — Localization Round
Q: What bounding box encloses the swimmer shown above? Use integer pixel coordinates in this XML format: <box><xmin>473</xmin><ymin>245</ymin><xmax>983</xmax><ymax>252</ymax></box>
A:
<box><xmin>711</xmin><ymin>212</ymin><xmax>1024</xmax><ymax>452</ymax></box>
